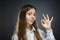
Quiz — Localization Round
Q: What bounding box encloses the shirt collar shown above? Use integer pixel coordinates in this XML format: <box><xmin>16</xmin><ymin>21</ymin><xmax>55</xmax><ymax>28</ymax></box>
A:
<box><xmin>26</xmin><ymin>27</ymin><xmax>35</xmax><ymax>33</ymax></box>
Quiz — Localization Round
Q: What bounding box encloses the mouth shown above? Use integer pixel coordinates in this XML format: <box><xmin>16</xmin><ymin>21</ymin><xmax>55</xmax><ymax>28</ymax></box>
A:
<box><xmin>30</xmin><ymin>20</ymin><xmax>34</xmax><ymax>22</ymax></box>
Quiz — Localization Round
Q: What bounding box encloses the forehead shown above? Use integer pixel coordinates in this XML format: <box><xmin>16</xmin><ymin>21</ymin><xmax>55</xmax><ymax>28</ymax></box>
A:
<box><xmin>26</xmin><ymin>8</ymin><xmax>36</xmax><ymax>13</ymax></box>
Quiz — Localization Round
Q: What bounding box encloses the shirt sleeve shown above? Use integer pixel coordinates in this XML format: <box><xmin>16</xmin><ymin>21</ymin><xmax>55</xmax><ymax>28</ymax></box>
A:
<box><xmin>46</xmin><ymin>29</ymin><xmax>55</xmax><ymax>40</ymax></box>
<box><xmin>38</xmin><ymin>29</ymin><xmax>55</xmax><ymax>40</ymax></box>
<box><xmin>11</xmin><ymin>33</ymin><xmax>18</xmax><ymax>40</ymax></box>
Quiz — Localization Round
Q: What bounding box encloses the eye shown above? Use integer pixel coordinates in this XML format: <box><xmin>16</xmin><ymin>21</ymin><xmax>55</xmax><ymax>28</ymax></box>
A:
<box><xmin>28</xmin><ymin>12</ymin><xmax>32</xmax><ymax>15</ymax></box>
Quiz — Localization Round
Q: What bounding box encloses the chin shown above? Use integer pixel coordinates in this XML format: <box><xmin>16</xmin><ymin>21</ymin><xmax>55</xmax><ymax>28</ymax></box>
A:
<box><xmin>29</xmin><ymin>22</ymin><xmax>33</xmax><ymax>25</ymax></box>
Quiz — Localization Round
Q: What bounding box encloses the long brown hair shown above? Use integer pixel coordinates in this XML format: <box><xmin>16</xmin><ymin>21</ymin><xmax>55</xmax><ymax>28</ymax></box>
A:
<box><xmin>17</xmin><ymin>4</ymin><xmax>42</xmax><ymax>40</ymax></box>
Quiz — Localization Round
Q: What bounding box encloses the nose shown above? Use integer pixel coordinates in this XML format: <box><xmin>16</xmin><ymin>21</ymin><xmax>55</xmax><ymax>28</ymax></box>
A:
<box><xmin>31</xmin><ymin>16</ymin><xmax>35</xmax><ymax>20</ymax></box>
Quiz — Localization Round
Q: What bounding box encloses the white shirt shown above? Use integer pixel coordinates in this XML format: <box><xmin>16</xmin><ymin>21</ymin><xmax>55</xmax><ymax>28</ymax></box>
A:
<box><xmin>26</xmin><ymin>27</ymin><xmax>35</xmax><ymax>40</ymax></box>
<box><xmin>11</xmin><ymin>27</ymin><xmax>55</xmax><ymax>40</ymax></box>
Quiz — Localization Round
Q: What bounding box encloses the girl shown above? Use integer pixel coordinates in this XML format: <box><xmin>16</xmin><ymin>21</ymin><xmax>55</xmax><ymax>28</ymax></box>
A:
<box><xmin>11</xmin><ymin>4</ymin><xmax>55</xmax><ymax>40</ymax></box>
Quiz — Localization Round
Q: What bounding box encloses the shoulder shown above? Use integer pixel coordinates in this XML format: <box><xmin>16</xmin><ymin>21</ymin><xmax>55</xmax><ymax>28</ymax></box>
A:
<box><xmin>38</xmin><ymin>28</ymin><xmax>47</xmax><ymax>39</ymax></box>
<box><xmin>11</xmin><ymin>33</ymin><xmax>18</xmax><ymax>40</ymax></box>
<box><xmin>38</xmin><ymin>28</ymin><xmax>45</xmax><ymax>34</ymax></box>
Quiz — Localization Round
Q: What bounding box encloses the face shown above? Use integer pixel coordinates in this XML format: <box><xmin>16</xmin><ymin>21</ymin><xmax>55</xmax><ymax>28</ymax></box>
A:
<box><xmin>26</xmin><ymin>8</ymin><xmax>36</xmax><ymax>25</ymax></box>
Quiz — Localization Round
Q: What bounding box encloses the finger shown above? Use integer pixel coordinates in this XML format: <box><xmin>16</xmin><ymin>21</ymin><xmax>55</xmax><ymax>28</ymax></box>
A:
<box><xmin>46</xmin><ymin>14</ymin><xmax>49</xmax><ymax>20</ymax></box>
<box><xmin>41</xmin><ymin>19</ymin><xmax>45</xmax><ymax>24</ymax></box>
<box><xmin>42</xmin><ymin>14</ymin><xmax>47</xmax><ymax>20</ymax></box>
<box><xmin>50</xmin><ymin>17</ymin><xmax>53</xmax><ymax>22</ymax></box>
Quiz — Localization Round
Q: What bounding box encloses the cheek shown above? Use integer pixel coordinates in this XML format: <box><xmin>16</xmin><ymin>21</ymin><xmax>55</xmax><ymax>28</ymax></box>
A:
<box><xmin>34</xmin><ymin>17</ymin><xmax>36</xmax><ymax>20</ymax></box>
<box><xmin>26</xmin><ymin>15</ymin><xmax>30</xmax><ymax>19</ymax></box>
<box><xmin>33</xmin><ymin>16</ymin><xmax>36</xmax><ymax>21</ymax></box>
<box><xmin>26</xmin><ymin>15</ymin><xmax>30</xmax><ymax>22</ymax></box>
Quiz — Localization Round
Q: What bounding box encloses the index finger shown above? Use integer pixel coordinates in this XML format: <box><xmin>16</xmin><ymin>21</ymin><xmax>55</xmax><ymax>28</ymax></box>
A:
<box><xmin>42</xmin><ymin>14</ymin><xmax>47</xmax><ymax>20</ymax></box>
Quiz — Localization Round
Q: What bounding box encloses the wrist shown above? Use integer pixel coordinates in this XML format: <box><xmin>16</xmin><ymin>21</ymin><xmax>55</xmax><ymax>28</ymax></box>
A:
<box><xmin>46</xmin><ymin>29</ymin><xmax>52</xmax><ymax>33</ymax></box>
<box><xmin>46</xmin><ymin>27</ymin><xmax>52</xmax><ymax>30</ymax></box>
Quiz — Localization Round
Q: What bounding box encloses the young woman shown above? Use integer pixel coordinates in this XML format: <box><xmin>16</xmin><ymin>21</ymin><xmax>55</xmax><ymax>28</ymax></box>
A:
<box><xmin>11</xmin><ymin>4</ymin><xmax>55</xmax><ymax>40</ymax></box>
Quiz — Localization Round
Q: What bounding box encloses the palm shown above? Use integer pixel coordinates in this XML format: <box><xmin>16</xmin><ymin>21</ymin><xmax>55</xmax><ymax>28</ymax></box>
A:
<box><xmin>41</xmin><ymin>14</ymin><xmax>53</xmax><ymax>30</ymax></box>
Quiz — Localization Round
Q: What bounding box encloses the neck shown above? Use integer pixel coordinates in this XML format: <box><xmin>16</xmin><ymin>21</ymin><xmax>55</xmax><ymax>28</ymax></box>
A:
<box><xmin>26</xmin><ymin>24</ymin><xmax>32</xmax><ymax>30</ymax></box>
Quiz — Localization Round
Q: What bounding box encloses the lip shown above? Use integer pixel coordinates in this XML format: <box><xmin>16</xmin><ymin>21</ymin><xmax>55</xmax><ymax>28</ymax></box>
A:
<box><xmin>30</xmin><ymin>20</ymin><xmax>34</xmax><ymax>22</ymax></box>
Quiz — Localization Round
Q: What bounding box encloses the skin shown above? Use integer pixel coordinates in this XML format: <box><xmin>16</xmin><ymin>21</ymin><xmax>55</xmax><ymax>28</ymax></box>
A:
<box><xmin>41</xmin><ymin>14</ymin><xmax>53</xmax><ymax>30</ymax></box>
<box><xmin>26</xmin><ymin>8</ymin><xmax>53</xmax><ymax>30</ymax></box>
<box><xmin>26</xmin><ymin>8</ymin><xmax>36</xmax><ymax>29</ymax></box>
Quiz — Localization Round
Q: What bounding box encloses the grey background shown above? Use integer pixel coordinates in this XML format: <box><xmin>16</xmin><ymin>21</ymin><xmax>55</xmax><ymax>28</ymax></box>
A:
<box><xmin>0</xmin><ymin>0</ymin><xmax>60</xmax><ymax>40</ymax></box>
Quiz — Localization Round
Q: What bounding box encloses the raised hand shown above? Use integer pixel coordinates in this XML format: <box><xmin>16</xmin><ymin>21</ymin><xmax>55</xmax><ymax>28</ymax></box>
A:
<box><xmin>41</xmin><ymin>14</ymin><xmax>53</xmax><ymax>30</ymax></box>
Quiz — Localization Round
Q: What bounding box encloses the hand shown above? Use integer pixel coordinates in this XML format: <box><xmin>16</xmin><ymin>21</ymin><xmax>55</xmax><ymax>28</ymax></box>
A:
<box><xmin>41</xmin><ymin>14</ymin><xmax>53</xmax><ymax>30</ymax></box>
